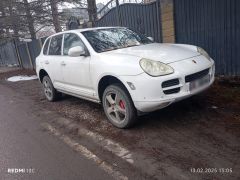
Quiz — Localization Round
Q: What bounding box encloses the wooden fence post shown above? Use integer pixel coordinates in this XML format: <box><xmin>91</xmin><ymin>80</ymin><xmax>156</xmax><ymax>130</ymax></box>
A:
<box><xmin>39</xmin><ymin>38</ymin><xmax>43</xmax><ymax>48</ymax></box>
<box><xmin>13</xmin><ymin>39</ymin><xmax>23</xmax><ymax>68</ymax></box>
<box><xmin>25</xmin><ymin>42</ymin><xmax>34</xmax><ymax>70</ymax></box>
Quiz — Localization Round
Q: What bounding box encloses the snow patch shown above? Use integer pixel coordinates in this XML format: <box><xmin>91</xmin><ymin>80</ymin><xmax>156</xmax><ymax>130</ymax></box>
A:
<box><xmin>211</xmin><ymin>105</ymin><xmax>218</xmax><ymax>109</ymax></box>
<box><xmin>7</xmin><ymin>75</ymin><xmax>38</xmax><ymax>82</ymax></box>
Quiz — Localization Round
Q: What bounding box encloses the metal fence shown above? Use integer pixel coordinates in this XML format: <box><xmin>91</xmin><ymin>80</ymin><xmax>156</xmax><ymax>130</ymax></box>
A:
<box><xmin>0</xmin><ymin>41</ymin><xmax>19</xmax><ymax>67</ymax></box>
<box><xmin>94</xmin><ymin>0</ymin><xmax>162</xmax><ymax>42</ymax></box>
<box><xmin>0</xmin><ymin>38</ymin><xmax>44</xmax><ymax>69</ymax></box>
<box><xmin>174</xmin><ymin>0</ymin><xmax>240</xmax><ymax>76</ymax></box>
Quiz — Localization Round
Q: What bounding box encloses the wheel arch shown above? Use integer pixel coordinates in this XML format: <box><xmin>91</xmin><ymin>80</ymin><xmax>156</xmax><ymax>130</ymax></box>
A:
<box><xmin>97</xmin><ymin>75</ymin><xmax>132</xmax><ymax>103</ymax></box>
<box><xmin>39</xmin><ymin>69</ymin><xmax>49</xmax><ymax>83</ymax></box>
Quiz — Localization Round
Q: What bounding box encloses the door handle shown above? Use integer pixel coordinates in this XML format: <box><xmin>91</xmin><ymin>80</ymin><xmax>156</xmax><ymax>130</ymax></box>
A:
<box><xmin>61</xmin><ymin>61</ymin><xmax>66</xmax><ymax>66</ymax></box>
<box><xmin>45</xmin><ymin>60</ymin><xmax>49</xmax><ymax>65</ymax></box>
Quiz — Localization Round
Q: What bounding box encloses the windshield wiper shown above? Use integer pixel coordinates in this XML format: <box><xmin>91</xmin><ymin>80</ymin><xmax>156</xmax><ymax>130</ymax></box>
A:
<box><xmin>125</xmin><ymin>44</ymin><xmax>141</xmax><ymax>48</ymax></box>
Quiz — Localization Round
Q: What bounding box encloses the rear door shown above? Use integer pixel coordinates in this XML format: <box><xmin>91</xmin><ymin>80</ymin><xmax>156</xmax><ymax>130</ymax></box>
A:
<box><xmin>46</xmin><ymin>34</ymin><xmax>65</xmax><ymax>89</ymax></box>
<box><xmin>61</xmin><ymin>33</ymin><xmax>93</xmax><ymax>98</ymax></box>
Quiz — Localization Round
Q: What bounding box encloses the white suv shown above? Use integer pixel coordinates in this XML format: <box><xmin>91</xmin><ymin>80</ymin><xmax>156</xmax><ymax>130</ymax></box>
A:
<box><xmin>36</xmin><ymin>27</ymin><xmax>215</xmax><ymax>128</ymax></box>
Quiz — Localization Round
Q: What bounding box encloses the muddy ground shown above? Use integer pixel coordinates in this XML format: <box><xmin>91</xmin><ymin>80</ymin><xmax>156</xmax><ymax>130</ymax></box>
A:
<box><xmin>0</xmin><ymin>69</ymin><xmax>239</xmax><ymax>179</ymax></box>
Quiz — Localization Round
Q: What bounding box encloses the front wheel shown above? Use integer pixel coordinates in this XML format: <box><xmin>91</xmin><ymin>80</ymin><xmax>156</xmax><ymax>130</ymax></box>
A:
<box><xmin>102</xmin><ymin>84</ymin><xmax>137</xmax><ymax>128</ymax></box>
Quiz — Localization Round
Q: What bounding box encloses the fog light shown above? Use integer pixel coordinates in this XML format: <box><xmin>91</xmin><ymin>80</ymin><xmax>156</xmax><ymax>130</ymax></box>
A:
<box><xmin>127</xmin><ymin>82</ymin><xmax>136</xmax><ymax>90</ymax></box>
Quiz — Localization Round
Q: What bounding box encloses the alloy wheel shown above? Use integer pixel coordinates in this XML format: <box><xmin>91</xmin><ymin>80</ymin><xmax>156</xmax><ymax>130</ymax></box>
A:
<box><xmin>105</xmin><ymin>91</ymin><xmax>127</xmax><ymax>123</ymax></box>
<box><xmin>43</xmin><ymin>79</ymin><xmax>53</xmax><ymax>100</ymax></box>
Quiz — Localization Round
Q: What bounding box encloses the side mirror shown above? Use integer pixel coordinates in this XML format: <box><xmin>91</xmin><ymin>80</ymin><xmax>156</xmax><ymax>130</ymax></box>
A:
<box><xmin>68</xmin><ymin>46</ymin><xmax>85</xmax><ymax>57</ymax></box>
<box><xmin>147</xmin><ymin>37</ymin><xmax>154</xmax><ymax>41</ymax></box>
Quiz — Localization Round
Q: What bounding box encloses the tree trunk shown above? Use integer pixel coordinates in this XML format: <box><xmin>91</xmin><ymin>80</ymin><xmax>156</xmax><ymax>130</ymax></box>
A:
<box><xmin>87</xmin><ymin>0</ymin><xmax>97</xmax><ymax>23</ymax></box>
<box><xmin>23</xmin><ymin>0</ymin><xmax>36</xmax><ymax>39</ymax></box>
<box><xmin>50</xmin><ymin>0</ymin><xmax>61</xmax><ymax>32</ymax></box>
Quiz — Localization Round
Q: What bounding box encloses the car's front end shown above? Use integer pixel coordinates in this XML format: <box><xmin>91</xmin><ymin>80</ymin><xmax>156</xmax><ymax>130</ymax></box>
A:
<box><xmin>120</xmin><ymin>54</ymin><xmax>215</xmax><ymax>112</ymax></box>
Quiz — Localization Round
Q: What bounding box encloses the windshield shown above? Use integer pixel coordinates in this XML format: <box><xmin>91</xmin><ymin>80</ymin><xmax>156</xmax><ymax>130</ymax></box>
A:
<box><xmin>81</xmin><ymin>28</ymin><xmax>153</xmax><ymax>53</ymax></box>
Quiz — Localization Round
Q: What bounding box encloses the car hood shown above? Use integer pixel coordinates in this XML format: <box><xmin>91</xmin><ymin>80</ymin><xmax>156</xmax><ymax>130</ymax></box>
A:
<box><xmin>103</xmin><ymin>43</ymin><xmax>200</xmax><ymax>64</ymax></box>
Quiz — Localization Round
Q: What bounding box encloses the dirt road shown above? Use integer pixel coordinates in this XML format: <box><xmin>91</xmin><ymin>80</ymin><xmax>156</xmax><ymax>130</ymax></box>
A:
<box><xmin>0</xmin><ymin>69</ymin><xmax>239</xmax><ymax>180</ymax></box>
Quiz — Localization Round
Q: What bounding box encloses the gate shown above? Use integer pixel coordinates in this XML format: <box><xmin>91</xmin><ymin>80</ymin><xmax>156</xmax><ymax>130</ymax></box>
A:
<box><xmin>26</xmin><ymin>39</ymin><xmax>42</xmax><ymax>69</ymax></box>
<box><xmin>0</xmin><ymin>41</ymin><xmax>19</xmax><ymax>67</ymax></box>
<box><xmin>174</xmin><ymin>0</ymin><xmax>240</xmax><ymax>76</ymax></box>
<box><xmin>95</xmin><ymin>0</ymin><xmax>162</xmax><ymax>42</ymax></box>
<box><xmin>0</xmin><ymin>38</ymin><xmax>45</xmax><ymax>69</ymax></box>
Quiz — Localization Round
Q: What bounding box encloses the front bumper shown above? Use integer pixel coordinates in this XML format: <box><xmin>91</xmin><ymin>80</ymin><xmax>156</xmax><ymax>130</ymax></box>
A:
<box><xmin>119</xmin><ymin>55</ymin><xmax>215</xmax><ymax>112</ymax></box>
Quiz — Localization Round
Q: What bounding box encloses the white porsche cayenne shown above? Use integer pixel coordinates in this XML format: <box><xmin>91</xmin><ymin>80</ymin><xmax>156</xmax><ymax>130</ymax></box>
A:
<box><xmin>36</xmin><ymin>27</ymin><xmax>215</xmax><ymax>128</ymax></box>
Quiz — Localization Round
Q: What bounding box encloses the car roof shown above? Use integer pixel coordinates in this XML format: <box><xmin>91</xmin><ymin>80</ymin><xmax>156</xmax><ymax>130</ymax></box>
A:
<box><xmin>49</xmin><ymin>26</ymin><xmax>125</xmax><ymax>38</ymax></box>
<box><xmin>78</xmin><ymin>26</ymin><xmax>124</xmax><ymax>32</ymax></box>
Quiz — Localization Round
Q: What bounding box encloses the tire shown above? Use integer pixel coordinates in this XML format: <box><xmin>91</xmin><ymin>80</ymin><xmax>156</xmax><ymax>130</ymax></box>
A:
<box><xmin>102</xmin><ymin>83</ymin><xmax>137</xmax><ymax>128</ymax></box>
<box><xmin>42</xmin><ymin>76</ymin><xmax>61</xmax><ymax>102</ymax></box>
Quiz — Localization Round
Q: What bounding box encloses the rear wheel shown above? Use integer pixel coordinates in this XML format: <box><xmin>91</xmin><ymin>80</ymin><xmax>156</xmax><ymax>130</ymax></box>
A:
<box><xmin>42</xmin><ymin>76</ymin><xmax>61</xmax><ymax>101</ymax></box>
<box><xmin>102</xmin><ymin>84</ymin><xmax>137</xmax><ymax>128</ymax></box>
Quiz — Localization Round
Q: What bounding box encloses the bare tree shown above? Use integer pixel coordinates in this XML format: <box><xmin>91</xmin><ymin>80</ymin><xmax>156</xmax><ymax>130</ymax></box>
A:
<box><xmin>0</xmin><ymin>1</ymin><xmax>10</xmax><ymax>38</ymax></box>
<box><xmin>0</xmin><ymin>0</ymin><xmax>87</xmax><ymax>41</ymax></box>
<box><xmin>87</xmin><ymin>0</ymin><xmax>97</xmax><ymax>23</ymax></box>
<box><xmin>49</xmin><ymin>0</ymin><xmax>62</xmax><ymax>32</ymax></box>
<box><xmin>9</xmin><ymin>1</ymin><xmax>22</xmax><ymax>39</ymax></box>
<box><xmin>0</xmin><ymin>0</ymin><xmax>33</xmax><ymax>39</ymax></box>
<box><xmin>22</xmin><ymin>0</ymin><xmax>36</xmax><ymax>39</ymax></box>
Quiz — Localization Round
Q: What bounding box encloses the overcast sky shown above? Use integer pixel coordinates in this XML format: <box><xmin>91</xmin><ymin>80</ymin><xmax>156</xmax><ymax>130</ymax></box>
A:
<box><xmin>96</xmin><ymin>0</ymin><xmax>109</xmax><ymax>4</ymax></box>
<box><xmin>62</xmin><ymin>0</ymin><xmax>142</xmax><ymax>9</ymax></box>
<box><xmin>61</xmin><ymin>0</ymin><xmax>108</xmax><ymax>9</ymax></box>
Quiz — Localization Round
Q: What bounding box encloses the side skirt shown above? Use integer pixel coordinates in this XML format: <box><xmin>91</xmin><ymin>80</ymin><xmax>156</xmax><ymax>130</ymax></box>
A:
<box><xmin>57</xmin><ymin>89</ymin><xmax>101</xmax><ymax>104</ymax></box>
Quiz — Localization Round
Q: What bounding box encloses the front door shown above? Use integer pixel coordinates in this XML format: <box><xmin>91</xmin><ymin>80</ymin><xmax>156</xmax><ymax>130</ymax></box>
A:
<box><xmin>61</xmin><ymin>33</ymin><xmax>93</xmax><ymax>98</ymax></box>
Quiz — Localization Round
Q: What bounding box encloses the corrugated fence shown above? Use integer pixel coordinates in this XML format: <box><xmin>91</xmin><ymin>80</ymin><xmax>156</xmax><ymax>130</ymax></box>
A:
<box><xmin>0</xmin><ymin>38</ymin><xmax>43</xmax><ymax>69</ymax></box>
<box><xmin>95</xmin><ymin>0</ymin><xmax>162</xmax><ymax>42</ymax></box>
<box><xmin>174</xmin><ymin>0</ymin><xmax>240</xmax><ymax>76</ymax></box>
<box><xmin>0</xmin><ymin>41</ymin><xmax>19</xmax><ymax>66</ymax></box>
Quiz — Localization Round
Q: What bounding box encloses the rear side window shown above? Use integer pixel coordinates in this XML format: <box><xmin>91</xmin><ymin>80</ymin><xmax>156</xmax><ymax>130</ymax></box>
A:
<box><xmin>63</xmin><ymin>33</ymin><xmax>85</xmax><ymax>55</ymax></box>
<box><xmin>43</xmin><ymin>38</ymin><xmax>50</xmax><ymax>55</ymax></box>
<box><xmin>49</xmin><ymin>35</ymin><xmax>63</xmax><ymax>55</ymax></box>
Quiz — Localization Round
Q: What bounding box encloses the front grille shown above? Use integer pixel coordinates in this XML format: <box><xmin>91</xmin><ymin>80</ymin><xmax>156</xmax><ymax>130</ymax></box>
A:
<box><xmin>162</xmin><ymin>79</ymin><xmax>179</xmax><ymax>88</ymax></box>
<box><xmin>185</xmin><ymin>68</ymin><xmax>209</xmax><ymax>82</ymax></box>
<box><xmin>163</xmin><ymin>87</ymin><xmax>180</xmax><ymax>95</ymax></box>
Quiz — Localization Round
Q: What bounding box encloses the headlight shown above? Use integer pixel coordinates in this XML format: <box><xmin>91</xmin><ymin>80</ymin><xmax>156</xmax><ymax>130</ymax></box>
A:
<box><xmin>197</xmin><ymin>47</ymin><xmax>211</xmax><ymax>61</ymax></box>
<box><xmin>139</xmin><ymin>58</ymin><xmax>174</xmax><ymax>76</ymax></box>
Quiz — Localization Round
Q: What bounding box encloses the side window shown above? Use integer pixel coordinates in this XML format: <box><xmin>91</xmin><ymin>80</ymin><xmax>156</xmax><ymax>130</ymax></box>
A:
<box><xmin>49</xmin><ymin>35</ymin><xmax>63</xmax><ymax>55</ymax></box>
<box><xmin>63</xmin><ymin>33</ymin><xmax>85</xmax><ymax>55</ymax></box>
<box><xmin>43</xmin><ymin>38</ymin><xmax>50</xmax><ymax>55</ymax></box>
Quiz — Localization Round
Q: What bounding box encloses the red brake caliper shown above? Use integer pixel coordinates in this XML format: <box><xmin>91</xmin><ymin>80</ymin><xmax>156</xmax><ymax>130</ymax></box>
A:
<box><xmin>119</xmin><ymin>100</ymin><xmax>125</xmax><ymax>109</ymax></box>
